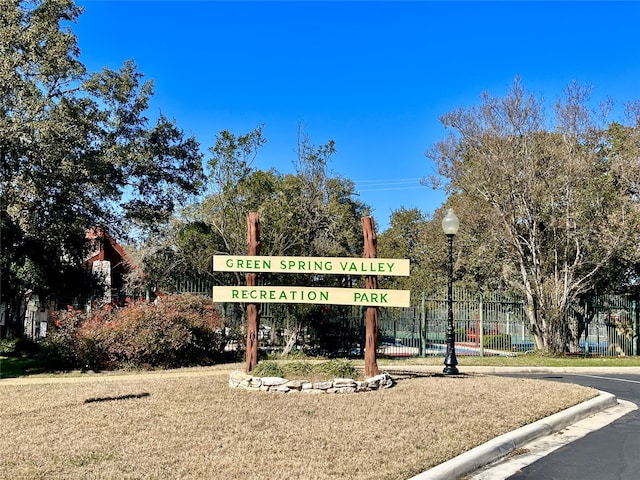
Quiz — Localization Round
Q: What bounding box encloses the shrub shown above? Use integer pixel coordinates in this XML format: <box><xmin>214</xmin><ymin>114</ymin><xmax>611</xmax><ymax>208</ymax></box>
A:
<box><xmin>251</xmin><ymin>361</ymin><xmax>284</xmax><ymax>378</ymax></box>
<box><xmin>284</xmin><ymin>360</ymin><xmax>315</xmax><ymax>377</ymax></box>
<box><xmin>0</xmin><ymin>339</ymin><xmax>19</xmax><ymax>356</ymax></box>
<box><xmin>41</xmin><ymin>295</ymin><xmax>226</xmax><ymax>371</ymax></box>
<box><xmin>313</xmin><ymin>359</ymin><xmax>357</xmax><ymax>378</ymax></box>
<box><xmin>483</xmin><ymin>333</ymin><xmax>512</xmax><ymax>350</ymax></box>
<box><xmin>41</xmin><ymin>307</ymin><xmax>87</xmax><ymax>370</ymax></box>
<box><xmin>0</xmin><ymin>338</ymin><xmax>25</xmax><ymax>356</ymax></box>
<box><xmin>251</xmin><ymin>359</ymin><xmax>360</xmax><ymax>381</ymax></box>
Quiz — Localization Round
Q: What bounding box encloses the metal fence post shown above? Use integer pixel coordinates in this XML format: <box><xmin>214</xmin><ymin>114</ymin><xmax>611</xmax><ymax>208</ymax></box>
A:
<box><xmin>478</xmin><ymin>293</ymin><xmax>484</xmax><ymax>357</ymax></box>
<box><xmin>420</xmin><ymin>292</ymin><xmax>426</xmax><ymax>357</ymax></box>
<box><xmin>584</xmin><ymin>298</ymin><xmax>589</xmax><ymax>358</ymax></box>
<box><xmin>633</xmin><ymin>300</ymin><xmax>638</xmax><ymax>357</ymax></box>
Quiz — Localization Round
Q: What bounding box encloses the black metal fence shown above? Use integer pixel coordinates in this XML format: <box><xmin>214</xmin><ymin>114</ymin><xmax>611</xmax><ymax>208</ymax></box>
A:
<box><xmin>171</xmin><ymin>279</ymin><xmax>639</xmax><ymax>358</ymax></box>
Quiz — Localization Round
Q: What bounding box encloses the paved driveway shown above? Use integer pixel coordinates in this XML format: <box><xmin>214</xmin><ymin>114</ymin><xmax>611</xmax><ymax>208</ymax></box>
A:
<box><xmin>495</xmin><ymin>373</ymin><xmax>640</xmax><ymax>480</ymax></box>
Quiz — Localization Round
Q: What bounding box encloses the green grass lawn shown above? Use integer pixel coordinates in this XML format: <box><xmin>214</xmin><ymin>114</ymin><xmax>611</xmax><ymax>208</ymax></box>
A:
<box><xmin>377</xmin><ymin>353</ymin><xmax>640</xmax><ymax>368</ymax></box>
<box><xmin>3</xmin><ymin>350</ymin><xmax>640</xmax><ymax>380</ymax></box>
<box><xmin>0</xmin><ymin>355</ymin><xmax>44</xmax><ymax>379</ymax></box>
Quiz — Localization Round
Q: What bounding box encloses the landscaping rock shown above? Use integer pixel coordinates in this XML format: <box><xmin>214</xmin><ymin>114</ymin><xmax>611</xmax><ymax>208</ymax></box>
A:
<box><xmin>228</xmin><ymin>371</ymin><xmax>395</xmax><ymax>394</ymax></box>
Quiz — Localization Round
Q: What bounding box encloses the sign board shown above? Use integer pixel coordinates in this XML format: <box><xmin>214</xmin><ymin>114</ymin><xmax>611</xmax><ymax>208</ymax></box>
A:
<box><xmin>213</xmin><ymin>255</ymin><xmax>410</xmax><ymax>276</ymax></box>
<box><xmin>213</xmin><ymin>286</ymin><xmax>410</xmax><ymax>308</ymax></box>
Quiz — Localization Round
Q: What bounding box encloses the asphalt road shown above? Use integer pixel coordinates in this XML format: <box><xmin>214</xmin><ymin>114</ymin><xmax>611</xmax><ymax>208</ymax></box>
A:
<box><xmin>500</xmin><ymin>373</ymin><xmax>640</xmax><ymax>480</ymax></box>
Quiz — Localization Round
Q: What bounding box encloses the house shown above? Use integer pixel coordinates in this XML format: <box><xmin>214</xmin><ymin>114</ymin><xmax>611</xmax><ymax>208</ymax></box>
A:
<box><xmin>19</xmin><ymin>228</ymin><xmax>142</xmax><ymax>341</ymax></box>
<box><xmin>84</xmin><ymin>227</ymin><xmax>139</xmax><ymax>306</ymax></box>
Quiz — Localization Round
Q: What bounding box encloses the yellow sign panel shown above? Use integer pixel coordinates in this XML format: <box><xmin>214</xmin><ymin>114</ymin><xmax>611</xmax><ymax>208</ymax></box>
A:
<box><xmin>213</xmin><ymin>255</ymin><xmax>410</xmax><ymax>276</ymax></box>
<box><xmin>213</xmin><ymin>286</ymin><xmax>411</xmax><ymax>308</ymax></box>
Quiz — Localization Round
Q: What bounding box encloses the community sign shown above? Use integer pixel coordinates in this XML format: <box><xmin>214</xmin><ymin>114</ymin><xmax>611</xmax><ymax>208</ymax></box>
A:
<box><xmin>214</xmin><ymin>255</ymin><xmax>409</xmax><ymax>276</ymax></box>
<box><xmin>213</xmin><ymin>255</ymin><xmax>411</xmax><ymax>307</ymax></box>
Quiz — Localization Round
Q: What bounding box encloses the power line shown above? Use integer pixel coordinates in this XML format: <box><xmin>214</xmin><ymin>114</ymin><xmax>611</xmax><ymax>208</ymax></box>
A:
<box><xmin>357</xmin><ymin>185</ymin><xmax>425</xmax><ymax>193</ymax></box>
<box><xmin>353</xmin><ymin>177</ymin><xmax>424</xmax><ymax>192</ymax></box>
<box><xmin>353</xmin><ymin>177</ymin><xmax>422</xmax><ymax>185</ymax></box>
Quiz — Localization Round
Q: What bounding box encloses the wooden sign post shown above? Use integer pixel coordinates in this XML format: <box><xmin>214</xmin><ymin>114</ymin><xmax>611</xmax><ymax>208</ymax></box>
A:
<box><xmin>362</xmin><ymin>216</ymin><xmax>379</xmax><ymax>378</ymax></box>
<box><xmin>245</xmin><ymin>212</ymin><xmax>261</xmax><ymax>373</ymax></box>
<box><xmin>213</xmin><ymin>214</ymin><xmax>410</xmax><ymax>375</ymax></box>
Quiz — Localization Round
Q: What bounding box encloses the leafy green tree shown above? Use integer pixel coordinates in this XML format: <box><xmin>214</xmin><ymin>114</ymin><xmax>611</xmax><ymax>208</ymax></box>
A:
<box><xmin>379</xmin><ymin>199</ymin><xmax>510</xmax><ymax>301</ymax></box>
<box><xmin>1</xmin><ymin>0</ymin><xmax>204</xmax><ymax>333</ymax></box>
<box><xmin>142</xmin><ymin>125</ymin><xmax>370</xmax><ymax>354</ymax></box>
<box><xmin>427</xmin><ymin>78</ymin><xmax>640</xmax><ymax>353</ymax></box>
<box><xmin>377</xmin><ymin>207</ymin><xmax>433</xmax><ymax>295</ymax></box>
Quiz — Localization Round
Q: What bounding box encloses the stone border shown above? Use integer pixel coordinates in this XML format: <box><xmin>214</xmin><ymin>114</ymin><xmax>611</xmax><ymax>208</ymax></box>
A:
<box><xmin>229</xmin><ymin>370</ymin><xmax>395</xmax><ymax>394</ymax></box>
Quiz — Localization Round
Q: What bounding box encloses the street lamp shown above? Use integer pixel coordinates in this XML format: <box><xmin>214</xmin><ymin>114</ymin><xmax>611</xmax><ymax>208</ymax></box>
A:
<box><xmin>442</xmin><ymin>208</ymin><xmax>459</xmax><ymax>375</ymax></box>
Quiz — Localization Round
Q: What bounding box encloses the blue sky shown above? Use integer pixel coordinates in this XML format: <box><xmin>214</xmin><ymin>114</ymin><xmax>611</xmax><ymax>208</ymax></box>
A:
<box><xmin>73</xmin><ymin>1</ymin><xmax>640</xmax><ymax>231</ymax></box>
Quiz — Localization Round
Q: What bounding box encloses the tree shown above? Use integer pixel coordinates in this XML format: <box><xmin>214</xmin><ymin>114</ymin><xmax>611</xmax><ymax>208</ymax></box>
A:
<box><xmin>146</xmin><ymin>125</ymin><xmax>370</xmax><ymax>355</ymax></box>
<box><xmin>377</xmin><ymin>207</ymin><xmax>433</xmax><ymax>295</ymax></box>
<box><xmin>1</xmin><ymin>0</ymin><xmax>204</xmax><ymax>334</ymax></box>
<box><xmin>427</xmin><ymin>78</ymin><xmax>640</xmax><ymax>353</ymax></box>
<box><xmin>379</xmin><ymin>201</ymin><xmax>509</xmax><ymax>299</ymax></box>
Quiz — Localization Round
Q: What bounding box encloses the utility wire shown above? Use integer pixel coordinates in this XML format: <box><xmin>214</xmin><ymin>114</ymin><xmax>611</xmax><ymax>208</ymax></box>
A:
<box><xmin>353</xmin><ymin>178</ymin><xmax>424</xmax><ymax>192</ymax></box>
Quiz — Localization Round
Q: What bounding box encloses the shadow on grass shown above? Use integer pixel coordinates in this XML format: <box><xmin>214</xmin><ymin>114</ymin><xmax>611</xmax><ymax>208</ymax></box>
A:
<box><xmin>387</xmin><ymin>370</ymin><xmax>471</xmax><ymax>381</ymax></box>
<box><xmin>85</xmin><ymin>392</ymin><xmax>150</xmax><ymax>403</ymax></box>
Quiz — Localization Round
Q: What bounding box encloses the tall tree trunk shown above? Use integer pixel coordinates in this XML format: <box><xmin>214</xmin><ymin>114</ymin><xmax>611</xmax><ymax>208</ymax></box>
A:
<box><xmin>362</xmin><ymin>216</ymin><xmax>380</xmax><ymax>378</ymax></box>
<box><xmin>245</xmin><ymin>212</ymin><xmax>261</xmax><ymax>373</ymax></box>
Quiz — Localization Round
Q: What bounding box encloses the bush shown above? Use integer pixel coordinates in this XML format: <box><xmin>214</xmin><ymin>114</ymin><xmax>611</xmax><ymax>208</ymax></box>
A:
<box><xmin>40</xmin><ymin>307</ymin><xmax>87</xmax><ymax>370</ymax></box>
<box><xmin>251</xmin><ymin>359</ymin><xmax>359</xmax><ymax>381</ymax></box>
<box><xmin>313</xmin><ymin>359</ymin><xmax>357</xmax><ymax>378</ymax></box>
<box><xmin>483</xmin><ymin>333</ymin><xmax>512</xmax><ymax>350</ymax></box>
<box><xmin>251</xmin><ymin>361</ymin><xmax>285</xmax><ymax>378</ymax></box>
<box><xmin>41</xmin><ymin>295</ymin><xmax>226</xmax><ymax>371</ymax></box>
<box><xmin>0</xmin><ymin>339</ymin><xmax>17</xmax><ymax>356</ymax></box>
<box><xmin>0</xmin><ymin>338</ymin><xmax>34</xmax><ymax>356</ymax></box>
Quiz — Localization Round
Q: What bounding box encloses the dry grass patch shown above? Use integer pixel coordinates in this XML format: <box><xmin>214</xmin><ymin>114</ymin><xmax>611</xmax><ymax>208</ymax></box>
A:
<box><xmin>0</xmin><ymin>367</ymin><xmax>596</xmax><ymax>480</ymax></box>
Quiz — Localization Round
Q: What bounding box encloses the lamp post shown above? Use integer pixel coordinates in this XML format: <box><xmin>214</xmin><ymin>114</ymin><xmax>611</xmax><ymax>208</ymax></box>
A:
<box><xmin>442</xmin><ymin>208</ymin><xmax>459</xmax><ymax>375</ymax></box>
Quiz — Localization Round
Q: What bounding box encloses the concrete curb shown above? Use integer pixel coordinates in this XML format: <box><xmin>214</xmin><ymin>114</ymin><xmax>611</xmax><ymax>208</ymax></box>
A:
<box><xmin>378</xmin><ymin>364</ymin><xmax>640</xmax><ymax>375</ymax></box>
<box><xmin>407</xmin><ymin>390</ymin><xmax>618</xmax><ymax>480</ymax></box>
